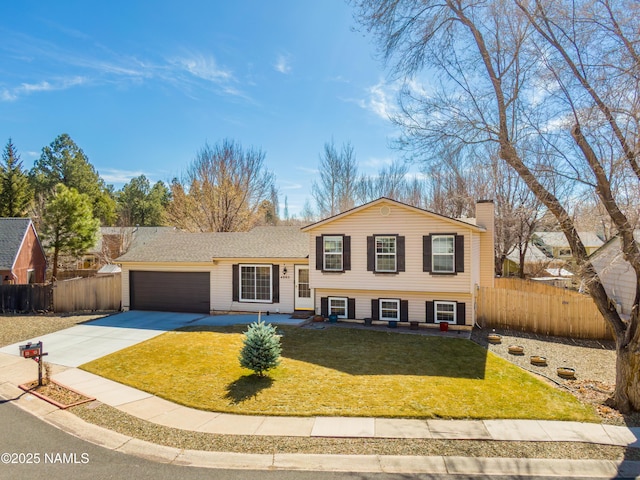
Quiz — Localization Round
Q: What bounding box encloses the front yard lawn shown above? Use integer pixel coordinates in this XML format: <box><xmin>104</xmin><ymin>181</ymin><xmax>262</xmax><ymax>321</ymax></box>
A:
<box><xmin>81</xmin><ymin>325</ymin><xmax>598</xmax><ymax>421</ymax></box>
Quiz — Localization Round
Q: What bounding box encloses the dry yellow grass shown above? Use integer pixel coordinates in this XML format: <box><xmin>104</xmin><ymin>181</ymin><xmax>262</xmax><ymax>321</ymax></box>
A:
<box><xmin>81</xmin><ymin>325</ymin><xmax>598</xmax><ymax>421</ymax></box>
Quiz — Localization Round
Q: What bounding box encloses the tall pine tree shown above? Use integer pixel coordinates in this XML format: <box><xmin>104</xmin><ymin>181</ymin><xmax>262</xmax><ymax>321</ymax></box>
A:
<box><xmin>30</xmin><ymin>133</ymin><xmax>116</xmax><ymax>225</ymax></box>
<box><xmin>0</xmin><ymin>139</ymin><xmax>32</xmax><ymax>217</ymax></box>
<box><xmin>41</xmin><ymin>184</ymin><xmax>100</xmax><ymax>280</ymax></box>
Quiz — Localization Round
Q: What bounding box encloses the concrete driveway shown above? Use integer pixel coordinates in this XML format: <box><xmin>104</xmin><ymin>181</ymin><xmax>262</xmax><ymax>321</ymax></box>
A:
<box><xmin>0</xmin><ymin>311</ymin><xmax>302</xmax><ymax>368</ymax></box>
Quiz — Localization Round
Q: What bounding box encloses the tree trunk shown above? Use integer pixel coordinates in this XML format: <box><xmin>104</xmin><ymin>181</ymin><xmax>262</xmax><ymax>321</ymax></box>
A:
<box><xmin>51</xmin><ymin>246</ymin><xmax>59</xmax><ymax>281</ymax></box>
<box><xmin>613</xmin><ymin>309</ymin><xmax>640</xmax><ymax>413</ymax></box>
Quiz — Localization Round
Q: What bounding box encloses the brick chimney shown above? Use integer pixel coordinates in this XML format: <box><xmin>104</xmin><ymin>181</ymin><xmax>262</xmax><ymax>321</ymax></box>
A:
<box><xmin>476</xmin><ymin>200</ymin><xmax>495</xmax><ymax>288</ymax></box>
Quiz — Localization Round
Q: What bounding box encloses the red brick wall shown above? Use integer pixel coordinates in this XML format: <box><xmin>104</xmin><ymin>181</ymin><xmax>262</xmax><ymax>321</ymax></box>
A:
<box><xmin>11</xmin><ymin>225</ymin><xmax>47</xmax><ymax>284</ymax></box>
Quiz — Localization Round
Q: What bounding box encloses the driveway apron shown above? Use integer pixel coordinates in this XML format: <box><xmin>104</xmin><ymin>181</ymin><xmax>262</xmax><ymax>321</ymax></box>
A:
<box><xmin>0</xmin><ymin>311</ymin><xmax>208</xmax><ymax>367</ymax></box>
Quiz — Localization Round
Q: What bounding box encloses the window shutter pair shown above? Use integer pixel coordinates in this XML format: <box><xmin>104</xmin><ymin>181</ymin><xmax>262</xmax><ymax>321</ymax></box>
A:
<box><xmin>371</xmin><ymin>298</ymin><xmax>408</xmax><ymax>321</ymax></box>
<box><xmin>425</xmin><ymin>301</ymin><xmax>466</xmax><ymax>325</ymax></box>
<box><xmin>423</xmin><ymin>234</ymin><xmax>465</xmax><ymax>273</ymax></box>
<box><xmin>231</xmin><ymin>264</ymin><xmax>279</xmax><ymax>303</ymax></box>
<box><xmin>320</xmin><ymin>297</ymin><xmax>356</xmax><ymax>318</ymax></box>
<box><xmin>316</xmin><ymin>235</ymin><xmax>351</xmax><ymax>271</ymax></box>
<box><xmin>366</xmin><ymin>235</ymin><xmax>405</xmax><ymax>272</ymax></box>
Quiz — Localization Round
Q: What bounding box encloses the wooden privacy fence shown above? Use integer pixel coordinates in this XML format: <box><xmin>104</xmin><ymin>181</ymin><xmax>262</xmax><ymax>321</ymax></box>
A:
<box><xmin>477</xmin><ymin>278</ymin><xmax>613</xmax><ymax>340</ymax></box>
<box><xmin>53</xmin><ymin>274</ymin><xmax>121</xmax><ymax>313</ymax></box>
<box><xmin>0</xmin><ymin>284</ymin><xmax>53</xmax><ymax>313</ymax></box>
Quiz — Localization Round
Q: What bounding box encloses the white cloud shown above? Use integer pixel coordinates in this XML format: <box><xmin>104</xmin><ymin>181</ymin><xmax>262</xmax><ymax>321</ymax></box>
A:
<box><xmin>274</xmin><ymin>53</ymin><xmax>292</xmax><ymax>74</ymax></box>
<box><xmin>2</xmin><ymin>31</ymin><xmax>247</xmax><ymax>101</ymax></box>
<box><xmin>343</xmin><ymin>79</ymin><xmax>401</xmax><ymax>120</ymax></box>
<box><xmin>360</xmin><ymin>156</ymin><xmax>393</xmax><ymax>169</ymax></box>
<box><xmin>280</xmin><ymin>180</ymin><xmax>303</xmax><ymax>190</ymax></box>
<box><xmin>295</xmin><ymin>165</ymin><xmax>319</xmax><ymax>175</ymax></box>
<box><xmin>170</xmin><ymin>53</ymin><xmax>233</xmax><ymax>83</ymax></box>
<box><xmin>367</xmin><ymin>81</ymin><xmax>397</xmax><ymax>119</ymax></box>
<box><xmin>0</xmin><ymin>76</ymin><xmax>87</xmax><ymax>102</ymax></box>
<box><xmin>98</xmin><ymin>168</ymin><xmax>149</xmax><ymax>185</ymax></box>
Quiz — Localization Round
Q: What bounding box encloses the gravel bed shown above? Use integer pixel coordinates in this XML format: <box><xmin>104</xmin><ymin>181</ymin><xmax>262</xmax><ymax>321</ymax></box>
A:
<box><xmin>0</xmin><ymin>313</ymin><xmax>109</xmax><ymax>347</ymax></box>
<box><xmin>469</xmin><ymin>327</ymin><xmax>640</xmax><ymax>426</ymax></box>
<box><xmin>70</xmin><ymin>402</ymin><xmax>639</xmax><ymax>460</ymax></box>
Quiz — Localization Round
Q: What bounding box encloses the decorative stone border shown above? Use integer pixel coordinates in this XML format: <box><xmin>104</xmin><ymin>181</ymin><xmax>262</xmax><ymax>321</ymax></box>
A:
<box><xmin>19</xmin><ymin>380</ymin><xmax>96</xmax><ymax>410</ymax></box>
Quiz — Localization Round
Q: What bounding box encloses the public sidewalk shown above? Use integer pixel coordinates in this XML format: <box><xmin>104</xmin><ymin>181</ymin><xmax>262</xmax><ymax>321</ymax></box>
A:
<box><xmin>2</xmin><ymin>351</ymin><xmax>640</xmax><ymax>476</ymax></box>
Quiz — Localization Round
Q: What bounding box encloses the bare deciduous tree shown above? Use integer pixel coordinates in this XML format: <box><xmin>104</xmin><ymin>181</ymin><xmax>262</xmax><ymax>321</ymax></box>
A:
<box><xmin>353</xmin><ymin>0</ymin><xmax>640</xmax><ymax>411</ymax></box>
<box><xmin>166</xmin><ymin>139</ymin><xmax>276</xmax><ymax>232</ymax></box>
<box><xmin>312</xmin><ymin>140</ymin><xmax>359</xmax><ymax>217</ymax></box>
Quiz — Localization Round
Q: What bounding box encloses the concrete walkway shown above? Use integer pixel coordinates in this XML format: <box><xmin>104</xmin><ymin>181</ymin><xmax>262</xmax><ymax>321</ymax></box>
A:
<box><xmin>2</xmin><ymin>312</ymin><xmax>640</xmax><ymax>476</ymax></box>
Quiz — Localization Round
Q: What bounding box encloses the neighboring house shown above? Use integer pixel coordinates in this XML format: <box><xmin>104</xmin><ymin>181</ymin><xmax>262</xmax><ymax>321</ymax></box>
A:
<box><xmin>590</xmin><ymin>231</ymin><xmax>640</xmax><ymax>317</ymax></box>
<box><xmin>116</xmin><ymin>226</ymin><xmax>309</xmax><ymax>314</ymax></box>
<box><xmin>503</xmin><ymin>242</ymin><xmax>551</xmax><ymax>277</ymax></box>
<box><xmin>532</xmin><ymin>231</ymin><xmax>604</xmax><ymax>259</ymax></box>
<box><xmin>301</xmin><ymin>198</ymin><xmax>495</xmax><ymax>327</ymax></box>
<box><xmin>62</xmin><ymin>226</ymin><xmax>174</xmax><ymax>278</ymax></box>
<box><xmin>116</xmin><ymin>197</ymin><xmax>495</xmax><ymax>327</ymax></box>
<box><xmin>0</xmin><ymin>218</ymin><xmax>47</xmax><ymax>284</ymax></box>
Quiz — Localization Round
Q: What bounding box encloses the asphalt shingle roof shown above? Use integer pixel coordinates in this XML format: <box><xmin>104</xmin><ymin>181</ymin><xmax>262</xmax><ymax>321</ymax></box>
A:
<box><xmin>534</xmin><ymin>231</ymin><xmax>604</xmax><ymax>248</ymax></box>
<box><xmin>116</xmin><ymin>226</ymin><xmax>309</xmax><ymax>263</ymax></box>
<box><xmin>0</xmin><ymin>218</ymin><xmax>32</xmax><ymax>270</ymax></box>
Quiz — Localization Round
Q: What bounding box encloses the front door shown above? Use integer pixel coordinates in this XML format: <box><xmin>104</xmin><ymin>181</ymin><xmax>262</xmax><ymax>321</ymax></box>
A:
<box><xmin>294</xmin><ymin>265</ymin><xmax>314</xmax><ymax>310</ymax></box>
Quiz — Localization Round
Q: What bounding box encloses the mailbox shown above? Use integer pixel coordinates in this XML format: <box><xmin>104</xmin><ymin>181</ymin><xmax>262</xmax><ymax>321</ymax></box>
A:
<box><xmin>19</xmin><ymin>342</ymin><xmax>42</xmax><ymax>359</ymax></box>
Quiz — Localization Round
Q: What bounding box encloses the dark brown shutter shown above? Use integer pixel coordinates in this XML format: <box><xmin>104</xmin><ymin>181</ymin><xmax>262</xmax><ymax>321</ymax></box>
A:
<box><xmin>423</xmin><ymin>235</ymin><xmax>432</xmax><ymax>272</ymax></box>
<box><xmin>272</xmin><ymin>265</ymin><xmax>279</xmax><ymax>303</ymax></box>
<box><xmin>343</xmin><ymin>235</ymin><xmax>351</xmax><ymax>271</ymax></box>
<box><xmin>426</xmin><ymin>301</ymin><xmax>435</xmax><ymax>323</ymax></box>
<box><xmin>348</xmin><ymin>298</ymin><xmax>356</xmax><ymax>319</ymax></box>
<box><xmin>321</xmin><ymin>297</ymin><xmax>328</xmax><ymax>317</ymax></box>
<box><xmin>456</xmin><ymin>302</ymin><xmax>466</xmax><ymax>325</ymax></box>
<box><xmin>316</xmin><ymin>236</ymin><xmax>323</xmax><ymax>270</ymax></box>
<box><xmin>367</xmin><ymin>236</ymin><xmax>375</xmax><ymax>271</ymax></box>
<box><xmin>455</xmin><ymin>235</ymin><xmax>465</xmax><ymax>273</ymax></box>
<box><xmin>371</xmin><ymin>299</ymin><xmax>379</xmax><ymax>320</ymax></box>
<box><xmin>232</xmin><ymin>264</ymin><xmax>239</xmax><ymax>302</ymax></box>
<box><xmin>397</xmin><ymin>236</ymin><xmax>405</xmax><ymax>272</ymax></box>
<box><xmin>400</xmin><ymin>300</ymin><xmax>409</xmax><ymax>321</ymax></box>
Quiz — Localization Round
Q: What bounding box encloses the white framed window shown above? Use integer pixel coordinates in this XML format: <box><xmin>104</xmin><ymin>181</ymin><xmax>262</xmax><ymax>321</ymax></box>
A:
<box><xmin>435</xmin><ymin>301</ymin><xmax>456</xmax><ymax>324</ymax></box>
<box><xmin>240</xmin><ymin>264</ymin><xmax>272</xmax><ymax>302</ymax></box>
<box><xmin>323</xmin><ymin>236</ymin><xmax>343</xmax><ymax>271</ymax></box>
<box><xmin>27</xmin><ymin>269</ymin><xmax>36</xmax><ymax>284</ymax></box>
<box><xmin>379</xmin><ymin>298</ymin><xmax>400</xmax><ymax>321</ymax></box>
<box><xmin>375</xmin><ymin>236</ymin><xmax>396</xmax><ymax>272</ymax></box>
<box><xmin>328</xmin><ymin>297</ymin><xmax>348</xmax><ymax>318</ymax></box>
<box><xmin>432</xmin><ymin>235</ymin><xmax>455</xmax><ymax>273</ymax></box>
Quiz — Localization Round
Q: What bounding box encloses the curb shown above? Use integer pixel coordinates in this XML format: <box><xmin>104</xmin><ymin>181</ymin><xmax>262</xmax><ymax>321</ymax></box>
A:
<box><xmin>2</xmin><ymin>384</ymin><xmax>640</xmax><ymax>477</ymax></box>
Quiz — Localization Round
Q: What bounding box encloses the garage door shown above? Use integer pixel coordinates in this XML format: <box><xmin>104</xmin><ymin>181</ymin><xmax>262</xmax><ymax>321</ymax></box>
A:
<box><xmin>130</xmin><ymin>271</ymin><xmax>210</xmax><ymax>313</ymax></box>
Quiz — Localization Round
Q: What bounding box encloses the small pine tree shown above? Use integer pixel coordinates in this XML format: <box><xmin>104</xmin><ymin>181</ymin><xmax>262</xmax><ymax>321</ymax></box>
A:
<box><xmin>239</xmin><ymin>318</ymin><xmax>282</xmax><ymax>377</ymax></box>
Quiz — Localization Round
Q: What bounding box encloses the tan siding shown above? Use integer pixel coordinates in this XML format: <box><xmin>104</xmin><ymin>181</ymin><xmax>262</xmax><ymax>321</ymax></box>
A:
<box><xmin>314</xmin><ymin>288</ymin><xmax>473</xmax><ymax>325</ymax></box>
<box><xmin>476</xmin><ymin>201</ymin><xmax>495</xmax><ymax>288</ymax></box>
<box><xmin>121</xmin><ymin>257</ymin><xmax>306</xmax><ymax>314</ymax></box>
<box><xmin>471</xmin><ymin>233</ymin><xmax>481</xmax><ymax>288</ymax></box>
<box><xmin>308</xmin><ymin>201</ymin><xmax>474</xmax><ymax>294</ymax></box>
<box><xmin>211</xmin><ymin>260</ymin><xmax>298</xmax><ymax>314</ymax></box>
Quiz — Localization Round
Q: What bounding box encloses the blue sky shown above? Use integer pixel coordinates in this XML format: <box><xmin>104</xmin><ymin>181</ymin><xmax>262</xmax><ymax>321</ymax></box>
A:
<box><xmin>0</xmin><ymin>1</ymin><xmax>406</xmax><ymax>216</ymax></box>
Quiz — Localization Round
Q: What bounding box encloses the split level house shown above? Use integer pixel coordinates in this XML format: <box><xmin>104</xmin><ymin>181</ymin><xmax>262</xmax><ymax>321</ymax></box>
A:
<box><xmin>116</xmin><ymin>197</ymin><xmax>495</xmax><ymax>328</ymax></box>
<box><xmin>0</xmin><ymin>218</ymin><xmax>47</xmax><ymax>285</ymax></box>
